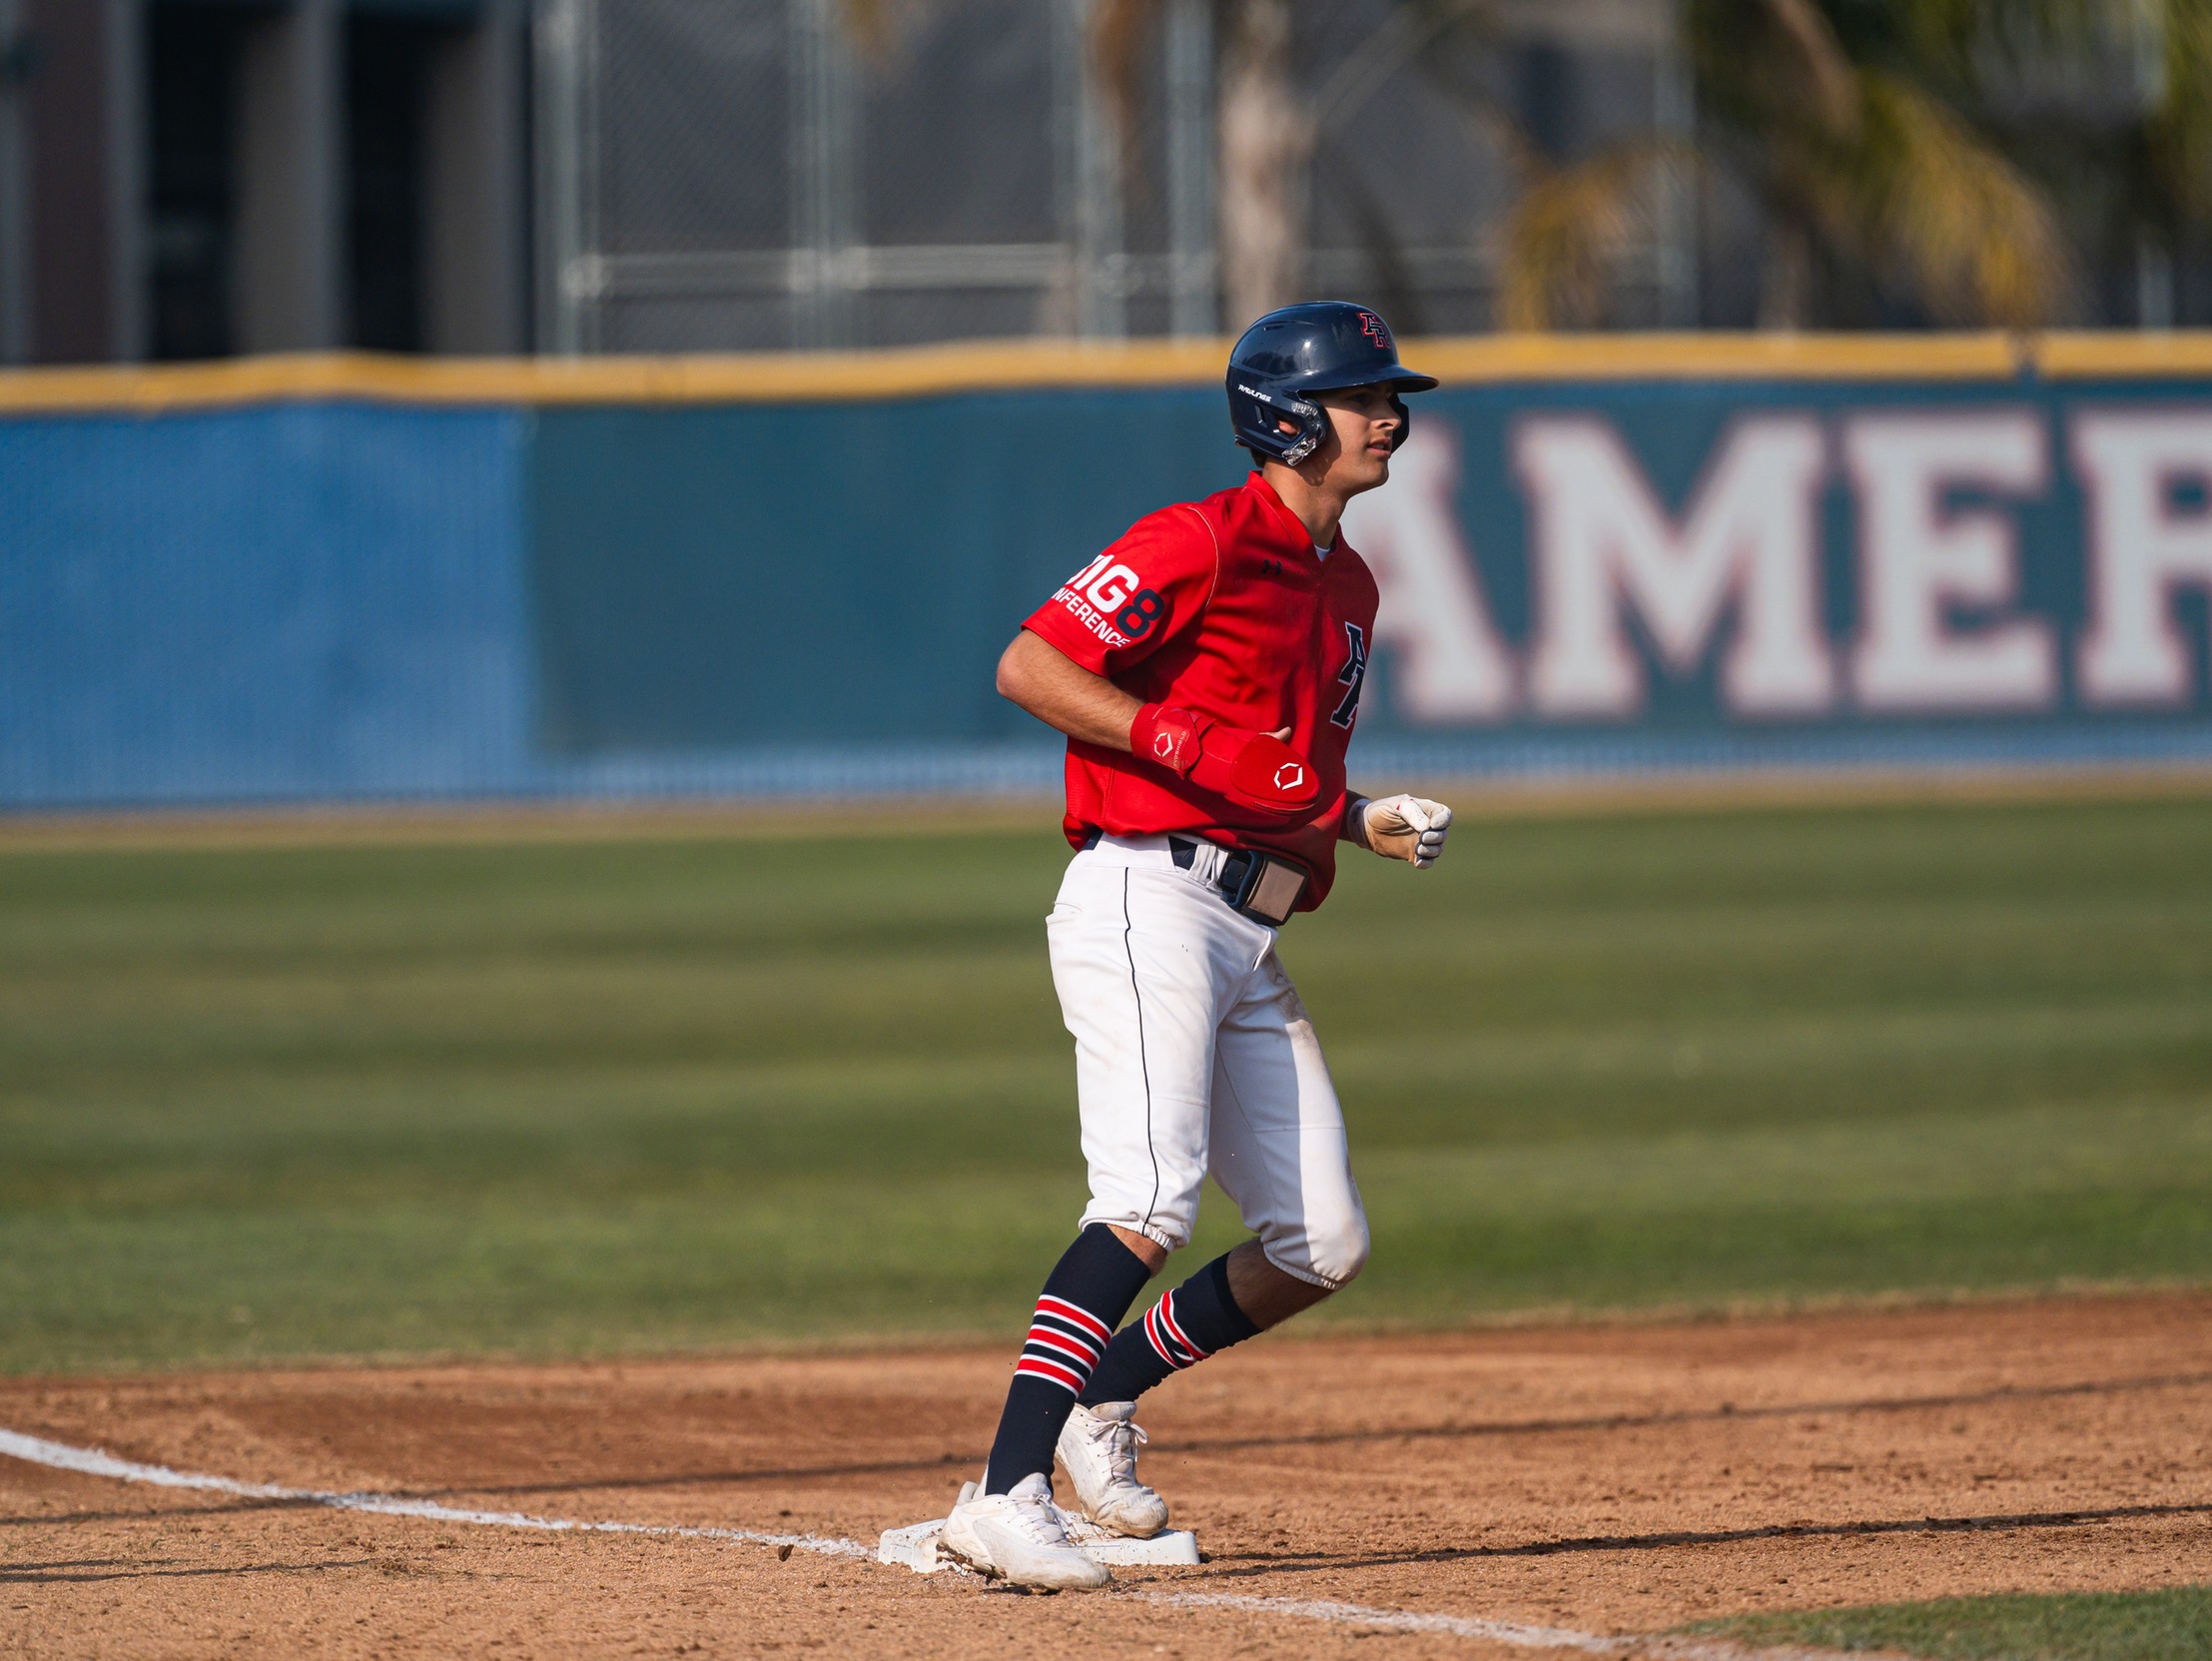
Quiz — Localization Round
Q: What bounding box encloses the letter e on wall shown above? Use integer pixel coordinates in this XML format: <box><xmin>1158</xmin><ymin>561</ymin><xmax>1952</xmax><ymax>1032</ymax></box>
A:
<box><xmin>1846</xmin><ymin>412</ymin><xmax>2055</xmax><ymax>712</ymax></box>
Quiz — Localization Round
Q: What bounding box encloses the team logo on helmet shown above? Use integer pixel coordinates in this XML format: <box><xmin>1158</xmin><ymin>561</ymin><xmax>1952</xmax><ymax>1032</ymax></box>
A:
<box><xmin>1358</xmin><ymin>312</ymin><xmax>1390</xmax><ymax>348</ymax></box>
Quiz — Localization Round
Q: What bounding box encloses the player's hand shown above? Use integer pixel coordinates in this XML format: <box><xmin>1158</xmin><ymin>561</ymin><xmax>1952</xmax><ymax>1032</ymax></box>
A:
<box><xmin>1354</xmin><ymin>794</ymin><xmax>1452</xmax><ymax>868</ymax></box>
<box><xmin>1131</xmin><ymin>704</ymin><xmax>1321</xmax><ymax>819</ymax></box>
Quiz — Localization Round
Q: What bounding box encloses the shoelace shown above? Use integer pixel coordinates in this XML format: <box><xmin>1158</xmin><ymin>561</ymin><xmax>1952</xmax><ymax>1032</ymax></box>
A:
<box><xmin>1102</xmin><ymin>1416</ymin><xmax>1148</xmax><ymax>1484</ymax></box>
<box><xmin>1004</xmin><ymin>1481</ymin><xmax>1078</xmax><ymax>1544</ymax></box>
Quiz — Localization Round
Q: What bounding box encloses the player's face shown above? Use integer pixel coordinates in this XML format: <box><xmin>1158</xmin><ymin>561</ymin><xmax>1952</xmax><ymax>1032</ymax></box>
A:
<box><xmin>1310</xmin><ymin>386</ymin><xmax>1402</xmax><ymax>494</ymax></box>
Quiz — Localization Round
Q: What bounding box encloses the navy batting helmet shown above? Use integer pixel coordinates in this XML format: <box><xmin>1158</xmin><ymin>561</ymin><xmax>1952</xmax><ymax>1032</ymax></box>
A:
<box><xmin>1226</xmin><ymin>302</ymin><xmax>1438</xmax><ymax>465</ymax></box>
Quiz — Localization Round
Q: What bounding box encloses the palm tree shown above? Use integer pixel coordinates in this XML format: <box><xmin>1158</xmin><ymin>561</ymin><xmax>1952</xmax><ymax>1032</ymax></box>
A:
<box><xmin>1215</xmin><ymin>0</ymin><xmax>1306</xmax><ymax>326</ymax></box>
<box><xmin>1500</xmin><ymin>0</ymin><xmax>2099</xmax><ymax>329</ymax></box>
<box><xmin>1094</xmin><ymin>0</ymin><xmax>1309</xmax><ymax>328</ymax></box>
<box><xmin>1092</xmin><ymin>0</ymin><xmax>2209</xmax><ymax>333</ymax></box>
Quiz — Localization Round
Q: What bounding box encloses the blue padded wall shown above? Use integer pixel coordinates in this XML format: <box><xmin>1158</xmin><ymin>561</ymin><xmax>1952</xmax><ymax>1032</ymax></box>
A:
<box><xmin>0</xmin><ymin>404</ymin><xmax>532</xmax><ymax>807</ymax></box>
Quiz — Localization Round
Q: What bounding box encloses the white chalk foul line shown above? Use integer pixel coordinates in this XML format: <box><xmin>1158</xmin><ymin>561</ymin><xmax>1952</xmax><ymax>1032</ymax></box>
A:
<box><xmin>0</xmin><ymin>1428</ymin><xmax>871</xmax><ymax>1560</ymax></box>
<box><xmin>0</xmin><ymin>1426</ymin><xmax>1858</xmax><ymax>1660</ymax></box>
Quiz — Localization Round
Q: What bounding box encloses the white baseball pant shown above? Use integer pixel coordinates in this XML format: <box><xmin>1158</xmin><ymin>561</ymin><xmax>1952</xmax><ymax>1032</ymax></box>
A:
<box><xmin>1048</xmin><ymin>833</ymin><xmax>1370</xmax><ymax>1289</ymax></box>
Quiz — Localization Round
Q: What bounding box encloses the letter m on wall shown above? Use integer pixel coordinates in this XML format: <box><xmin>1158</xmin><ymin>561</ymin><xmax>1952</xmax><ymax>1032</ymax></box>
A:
<box><xmin>1515</xmin><ymin>416</ymin><xmax>1833</xmax><ymax>718</ymax></box>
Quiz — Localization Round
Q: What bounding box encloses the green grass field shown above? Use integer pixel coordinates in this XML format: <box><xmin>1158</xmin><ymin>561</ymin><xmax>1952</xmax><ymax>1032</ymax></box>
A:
<box><xmin>1686</xmin><ymin>1584</ymin><xmax>2212</xmax><ymax>1660</ymax></box>
<box><xmin>1</xmin><ymin>790</ymin><xmax>2208</xmax><ymax>1375</ymax></box>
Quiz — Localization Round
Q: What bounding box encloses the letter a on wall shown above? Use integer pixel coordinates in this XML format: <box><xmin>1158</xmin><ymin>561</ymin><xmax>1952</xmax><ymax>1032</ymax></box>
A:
<box><xmin>1339</xmin><ymin>420</ymin><xmax>1516</xmax><ymax>721</ymax></box>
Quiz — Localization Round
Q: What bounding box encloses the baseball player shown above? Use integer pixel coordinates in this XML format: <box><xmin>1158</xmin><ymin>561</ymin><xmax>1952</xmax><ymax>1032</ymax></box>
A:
<box><xmin>939</xmin><ymin>303</ymin><xmax>1453</xmax><ymax>1590</ymax></box>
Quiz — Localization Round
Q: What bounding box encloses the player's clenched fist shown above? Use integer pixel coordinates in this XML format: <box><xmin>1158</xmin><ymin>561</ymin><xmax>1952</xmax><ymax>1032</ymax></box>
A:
<box><xmin>1350</xmin><ymin>794</ymin><xmax>1453</xmax><ymax>868</ymax></box>
<box><xmin>1130</xmin><ymin>703</ymin><xmax>1322</xmax><ymax>819</ymax></box>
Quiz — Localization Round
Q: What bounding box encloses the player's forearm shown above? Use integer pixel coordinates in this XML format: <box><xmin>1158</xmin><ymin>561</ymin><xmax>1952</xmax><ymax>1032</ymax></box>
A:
<box><xmin>996</xmin><ymin>628</ymin><xmax>1142</xmax><ymax>752</ymax></box>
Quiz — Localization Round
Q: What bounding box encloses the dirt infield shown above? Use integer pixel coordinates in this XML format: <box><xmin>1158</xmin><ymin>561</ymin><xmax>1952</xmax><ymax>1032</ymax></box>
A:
<box><xmin>4</xmin><ymin>1293</ymin><xmax>2208</xmax><ymax>1660</ymax></box>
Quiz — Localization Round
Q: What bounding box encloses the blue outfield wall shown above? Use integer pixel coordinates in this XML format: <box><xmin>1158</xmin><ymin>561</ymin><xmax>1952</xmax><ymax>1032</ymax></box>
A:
<box><xmin>0</xmin><ymin>404</ymin><xmax>535</xmax><ymax>807</ymax></box>
<box><xmin>3</xmin><ymin>343</ymin><xmax>2212</xmax><ymax>810</ymax></box>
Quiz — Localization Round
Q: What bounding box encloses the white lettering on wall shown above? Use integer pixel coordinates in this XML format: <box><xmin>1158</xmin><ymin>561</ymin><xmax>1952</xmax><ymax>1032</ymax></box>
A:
<box><xmin>1845</xmin><ymin>412</ymin><xmax>2054</xmax><ymax>711</ymax></box>
<box><xmin>1515</xmin><ymin>415</ymin><xmax>1832</xmax><ymax>718</ymax></box>
<box><xmin>1338</xmin><ymin>420</ymin><xmax>1515</xmax><ymax>721</ymax></box>
<box><xmin>2071</xmin><ymin>412</ymin><xmax>2212</xmax><ymax>706</ymax></box>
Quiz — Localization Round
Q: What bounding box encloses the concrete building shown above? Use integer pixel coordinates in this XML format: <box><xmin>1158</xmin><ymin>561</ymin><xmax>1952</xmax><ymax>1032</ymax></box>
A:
<box><xmin>0</xmin><ymin>0</ymin><xmax>1691</xmax><ymax>363</ymax></box>
<box><xmin>0</xmin><ymin>0</ymin><xmax>526</xmax><ymax>364</ymax></box>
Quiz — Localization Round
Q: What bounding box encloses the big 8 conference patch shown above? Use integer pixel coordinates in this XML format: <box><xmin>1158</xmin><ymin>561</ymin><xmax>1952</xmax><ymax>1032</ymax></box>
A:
<box><xmin>1053</xmin><ymin>553</ymin><xmax>1165</xmax><ymax>650</ymax></box>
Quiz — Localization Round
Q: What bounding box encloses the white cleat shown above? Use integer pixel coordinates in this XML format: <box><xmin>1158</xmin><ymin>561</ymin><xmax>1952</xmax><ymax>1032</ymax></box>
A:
<box><xmin>1057</xmin><ymin>1400</ymin><xmax>1169</xmax><ymax>1539</ymax></box>
<box><xmin>939</xmin><ymin>1473</ymin><xmax>1111</xmax><ymax>1590</ymax></box>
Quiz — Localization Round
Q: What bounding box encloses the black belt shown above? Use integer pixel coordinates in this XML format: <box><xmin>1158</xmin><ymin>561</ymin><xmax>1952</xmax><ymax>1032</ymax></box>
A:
<box><xmin>1077</xmin><ymin>830</ymin><xmax>1308</xmax><ymax>926</ymax></box>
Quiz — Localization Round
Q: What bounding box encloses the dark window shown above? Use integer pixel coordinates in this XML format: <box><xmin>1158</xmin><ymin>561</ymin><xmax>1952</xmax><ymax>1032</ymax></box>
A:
<box><xmin>347</xmin><ymin>14</ymin><xmax>439</xmax><ymax>353</ymax></box>
<box><xmin>1516</xmin><ymin>42</ymin><xmax>1576</xmax><ymax>164</ymax></box>
<box><xmin>147</xmin><ymin>3</ymin><xmax>249</xmax><ymax>361</ymax></box>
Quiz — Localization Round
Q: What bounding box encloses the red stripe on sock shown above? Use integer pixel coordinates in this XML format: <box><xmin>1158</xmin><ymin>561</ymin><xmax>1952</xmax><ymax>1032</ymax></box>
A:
<box><xmin>1142</xmin><ymin>1303</ymin><xmax>1181</xmax><ymax>1368</ymax></box>
<box><xmin>1024</xmin><ymin>1329</ymin><xmax>1099</xmax><ymax>1368</ymax></box>
<box><xmin>1015</xmin><ymin>1355</ymin><xmax>1086</xmax><ymax>1392</ymax></box>
<box><xmin>1029</xmin><ymin>1313</ymin><xmax>1106</xmax><ymax>1358</ymax></box>
<box><xmin>1035</xmin><ymin>1294</ymin><xmax>1111</xmax><ymax>1344</ymax></box>
<box><xmin>1153</xmin><ymin>1291</ymin><xmax>1209</xmax><ymax>1362</ymax></box>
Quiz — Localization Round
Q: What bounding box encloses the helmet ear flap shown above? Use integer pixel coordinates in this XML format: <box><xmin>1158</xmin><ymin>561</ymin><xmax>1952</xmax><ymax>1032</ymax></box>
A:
<box><xmin>1281</xmin><ymin>397</ymin><xmax>1326</xmax><ymax>465</ymax></box>
<box><xmin>1230</xmin><ymin>379</ymin><xmax>1331</xmax><ymax>464</ymax></box>
<box><xmin>1388</xmin><ymin>393</ymin><xmax>1412</xmax><ymax>451</ymax></box>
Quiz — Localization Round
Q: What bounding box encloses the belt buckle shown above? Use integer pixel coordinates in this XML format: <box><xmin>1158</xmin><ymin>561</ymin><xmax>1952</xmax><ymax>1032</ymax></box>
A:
<box><xmin>1222</xmin><ymin>850</ymin><xmax>1306</xmax><ymax>926</ymax></box>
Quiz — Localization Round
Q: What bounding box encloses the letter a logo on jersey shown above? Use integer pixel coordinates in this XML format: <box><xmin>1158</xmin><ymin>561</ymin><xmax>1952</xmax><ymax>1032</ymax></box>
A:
<box><xmin>1330</xmin><ymin>622</ymin><xmax>1369</xmax><ymax>729</ymax></box>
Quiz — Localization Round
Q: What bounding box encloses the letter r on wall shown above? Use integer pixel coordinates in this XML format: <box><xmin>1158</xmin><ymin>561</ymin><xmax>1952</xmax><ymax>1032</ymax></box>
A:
<box><xmin>2072</xmin><ymin>411</ymin><xmax>2212</xmax><ymax>706</ymax></box>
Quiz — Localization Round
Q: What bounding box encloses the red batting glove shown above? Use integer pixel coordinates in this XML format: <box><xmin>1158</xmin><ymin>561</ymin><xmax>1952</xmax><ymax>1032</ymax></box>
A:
<box><xmin>1129</xmin><ymin>703</ymin><xmax>1322</xmax><ymax>819</ymax></box>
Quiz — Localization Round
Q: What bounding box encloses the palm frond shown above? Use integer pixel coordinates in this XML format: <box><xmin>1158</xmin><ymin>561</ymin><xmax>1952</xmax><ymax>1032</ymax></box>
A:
<box><xmin>2147</xmin><ymin>0</ymin><xmax>2212</xmax><ymax>224</ymax></box>
<box><xmin>1757</xmin><ymin>0</ymin><xmax>1860</xmax><ymax>134</ymax></box>
<box><xmin>1839</xmin><ymin>72</ymin><xmax>2073</xmax><ymax>326</ymax></box>
<box><xmin>1497</xmin><ymin>143</ymin><xmax>1672</xmax><ymax>330</ymax></box>
<box><xmin>1092</xmin><ymin>0</ymin><xmax>1168</xmax><ymax>147</ymax></box>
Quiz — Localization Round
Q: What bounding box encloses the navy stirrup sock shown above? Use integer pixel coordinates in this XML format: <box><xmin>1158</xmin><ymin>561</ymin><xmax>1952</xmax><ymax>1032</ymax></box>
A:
<box><xmin>982</xmin><ymin>1225</ymin><xmax>1154</xmax><ymax>1494</ymax></box>
<box><xmin>1079</xmin><ymin>1250</ymin><xmax>1260</xmax><ymax>1407</ymax></box>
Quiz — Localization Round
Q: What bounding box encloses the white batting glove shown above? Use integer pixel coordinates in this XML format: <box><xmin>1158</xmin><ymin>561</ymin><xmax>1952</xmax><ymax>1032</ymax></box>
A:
<box><xmin>1354</xmin><ymin>794</ymin><xmax>1453</xmax><ymax>869</ymax></box>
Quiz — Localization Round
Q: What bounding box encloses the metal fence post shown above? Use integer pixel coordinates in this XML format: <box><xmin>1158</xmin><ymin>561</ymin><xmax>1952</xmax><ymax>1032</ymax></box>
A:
<box><xmin>1654</xmin><ymin>0</ymin><xmax>1697</xmax><ymax>330</ymax></box>
<box><xmin>791</xmin><ymin>0</ymin><xmax>858</xmax><ymax>349</ymax></box>
<box><xmin>0</xmin><ymin>0</ymin><xmax>26</xmax><ymax>363</ymax></box>
<box><xmin>534</xmin><ymin>0</ymin><xmax>596</xmax><ymax>355</ymax></box>
<box><xmin>1055</xmin><ymin>0</ymin><xmax>1124</xmax><ymax>340</ymax></box>
<box><xmin>1165</xmin><ymin>0</ymin><xmax>1215</xmax><ymax>338</ymax></box>
<box><xmin>2132</xmin><ymin>0</ymin><xmax>2173</xmax><ymax>328</ymax></box>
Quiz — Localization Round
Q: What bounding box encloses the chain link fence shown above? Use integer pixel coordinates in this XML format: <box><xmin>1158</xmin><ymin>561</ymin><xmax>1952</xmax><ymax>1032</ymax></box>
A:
<box><xmin>533</xmin><ymin>0</ymin><xmax>1681</xmax><ymax>354</ymax></box>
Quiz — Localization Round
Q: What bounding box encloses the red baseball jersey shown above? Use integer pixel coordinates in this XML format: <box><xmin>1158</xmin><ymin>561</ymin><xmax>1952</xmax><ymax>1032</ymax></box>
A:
<box><xmin>1021</xmin><ymin>471</ymin><xmax>1378</xmax><ymax>910</ymax></box>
